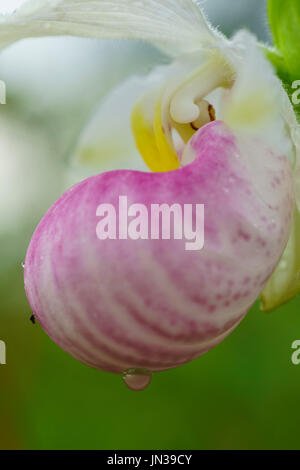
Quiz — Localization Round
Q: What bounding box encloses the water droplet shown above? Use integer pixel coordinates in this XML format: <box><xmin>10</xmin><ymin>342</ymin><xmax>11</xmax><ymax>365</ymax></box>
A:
<box><xmin>21</xmin><ymin>262</ymin><xmax>25</xmax><ymax>269</ymax></box>
<box><xmin>123</xmin><ymin>368</ymin><xmax>152</xmax><ymax>391</ymax></box>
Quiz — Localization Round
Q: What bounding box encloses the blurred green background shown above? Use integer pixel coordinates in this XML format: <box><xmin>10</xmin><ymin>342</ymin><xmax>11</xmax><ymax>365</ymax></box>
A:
<box><xmin>1</xmin><ymin>0</ymin><xmax>300</xmax><ymax>450</ymax></box>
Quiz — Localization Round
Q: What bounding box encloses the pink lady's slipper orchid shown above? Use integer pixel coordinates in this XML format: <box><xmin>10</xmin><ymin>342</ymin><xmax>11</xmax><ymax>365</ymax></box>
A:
<box><xmin>3</xmin><ymin>0</ymin><xmax>300</xmax><ymax>389</ymax></box>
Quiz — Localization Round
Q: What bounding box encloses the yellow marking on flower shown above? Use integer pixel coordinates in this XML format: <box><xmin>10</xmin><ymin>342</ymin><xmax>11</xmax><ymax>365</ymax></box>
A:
<box><xmin>131</xmin><ymin>90</ymin><xmax>179</xmax><ymax>173</ymax></box>
<box><xmin>172</xmin><ymin>120</ymin><xmax>195</xmax><ymax>144</ymax></box>
<box><xmin>222</xmin><ymin>88</ymin><xmax>278</xmax><ymax>132</ymax></box>
<box><xmin>153</xmin><ymin>95</ymin><xmax>180</xmax><ymax>172</ymax></box>
<box><xmin>131</xmin><ymin>98</ymin><xmax>163</xmax><ymax>172</ymax></box>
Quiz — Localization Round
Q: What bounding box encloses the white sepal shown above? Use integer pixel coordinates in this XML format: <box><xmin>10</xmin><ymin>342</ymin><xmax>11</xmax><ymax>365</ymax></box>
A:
<box><xmin>0</xmin><ymin>0</ymin><xmax>219</xmax><ymax>55</ymax></box>
<box><xmin>71</xmin><ymin>73</ymin><xmax>163</xmax><ymax>172</ymax></box>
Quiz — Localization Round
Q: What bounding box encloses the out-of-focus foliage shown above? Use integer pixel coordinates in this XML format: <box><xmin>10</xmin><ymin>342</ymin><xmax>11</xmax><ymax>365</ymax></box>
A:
<box><xmin>268</xmin><ymin>0</ymin><xmax>300</xmax><ymax>79</ymax></box>
<box><xmin>267</xmin><ymin>0</ymin><xmax>300</xmax><ymax>122</ymax></box>
<box><xmin>18</xmin><ymin>299</ymin><xmax>300</xmax><ymax>450</ymax></box>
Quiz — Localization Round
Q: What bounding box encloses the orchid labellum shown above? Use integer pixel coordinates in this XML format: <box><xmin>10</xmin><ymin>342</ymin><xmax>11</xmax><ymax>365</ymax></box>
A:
<box><xmin>3</xmin><ymin>0</ymin><xmax>300</xmax><ymax>390</ymax></box>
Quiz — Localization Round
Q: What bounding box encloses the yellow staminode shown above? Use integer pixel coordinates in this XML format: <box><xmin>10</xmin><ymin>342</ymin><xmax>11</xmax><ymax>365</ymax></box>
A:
<box><xmin>131</xmin><ymin>89</ymin><xmax>180</xmax><ymax>173</ymax></box>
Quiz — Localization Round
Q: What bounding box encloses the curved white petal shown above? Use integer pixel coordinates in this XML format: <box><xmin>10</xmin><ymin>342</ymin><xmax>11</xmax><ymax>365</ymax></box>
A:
<box><xmin>72</xmin><ymin>56</ymin><xmax>204</xmax><ymax>173</ymax></box>
<box><xmin>0</xmin><ymin>0</ymin><xmax>219</xmax><ymax>55</ymax></box>
<box><xmin>279</xmin><ymin>88</ymin><xmax>300</xmax><ymax>210</ymax></box>
<box><xmin>71</xmin><ymin>72</ymin><xmax>165</xmax><ymax>173</ymax></box>
<box><xmin>218</xmin><ymin>32</ymin><xmax>292</xmax><ymax>157</ymax></box>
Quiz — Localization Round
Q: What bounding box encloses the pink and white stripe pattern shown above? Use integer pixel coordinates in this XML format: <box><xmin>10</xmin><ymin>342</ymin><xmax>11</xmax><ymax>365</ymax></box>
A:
<box><xmin>24</xmin><ymin>121</ymin><xmax>294</xmax><ymax>373</ymax></box>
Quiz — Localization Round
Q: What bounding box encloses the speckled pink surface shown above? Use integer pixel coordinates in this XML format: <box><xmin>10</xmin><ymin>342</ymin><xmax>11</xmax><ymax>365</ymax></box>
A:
<box><xmin>24</xmin><ymin>121</ymin><xmax>294</xmax><ymax>373</ymax></box>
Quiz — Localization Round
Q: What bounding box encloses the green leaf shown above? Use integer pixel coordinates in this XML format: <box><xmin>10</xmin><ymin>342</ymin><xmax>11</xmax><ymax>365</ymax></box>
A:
<box><xmin>268</xmin><ymin>0</ymin><xmax>300</xmax><ymax>79</ymax></box>
<box><xmin>265</xmin><ymin>2</ymin><xmax>300</xmax><ymax>123</ymax></box>
<box><xmin>263</xmin><ymin>46</ymin><xmax>300</xmax><ymax>123</ymax></box>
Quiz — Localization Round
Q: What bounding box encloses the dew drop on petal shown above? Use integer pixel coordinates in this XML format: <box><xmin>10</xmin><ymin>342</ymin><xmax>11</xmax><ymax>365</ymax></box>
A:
<box><xmin>21</xmin><ymin>262</ymin><xmax>25</xmax><ymax>269</ymax></box>
<box><xmin>123</xmin><ymin>368</ymin><xmax>152</xmax><ymax>391</ymax></box>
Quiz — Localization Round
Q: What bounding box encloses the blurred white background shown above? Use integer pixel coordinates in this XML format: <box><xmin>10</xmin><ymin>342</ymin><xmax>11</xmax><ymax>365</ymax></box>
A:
<box><xmin>0</xmin><ymin>0</ymin><xmax>26</xmax><ymax>13</ymax></box>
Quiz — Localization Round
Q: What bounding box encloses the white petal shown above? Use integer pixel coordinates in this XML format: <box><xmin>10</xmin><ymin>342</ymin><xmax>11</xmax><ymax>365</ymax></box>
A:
<box><xmin>279</xmin><ymin>88</ymin><xmax>300</xmax><ymax>211</ymax></box>
<box><xmin>0</xmin><ymin>0</ymin><xmax>219</xmax><ymax>55</ymax></box>
<box><xmin>71</xmin><ymin>72</ymin><xmax>166</xmax><ymax>173</ymax></box>
<box><xmin>217</xmin><ymin>31</ymin><xmax>296</xmax><ymax>162</ymax></box>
